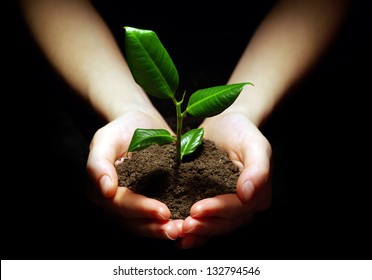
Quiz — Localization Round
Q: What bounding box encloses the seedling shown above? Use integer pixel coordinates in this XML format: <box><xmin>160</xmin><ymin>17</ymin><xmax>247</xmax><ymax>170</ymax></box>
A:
<box><xmin>124</xmin><ymin>26</ymin><xmax>253</xmax><ymax>163</ymax></box>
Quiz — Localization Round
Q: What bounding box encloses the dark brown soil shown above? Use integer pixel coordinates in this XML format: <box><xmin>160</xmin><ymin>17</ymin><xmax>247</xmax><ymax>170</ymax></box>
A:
<box><xmin>115</xmin><ymin>139</ymin><xmax>239</xmax><ymax>219</ymax></box>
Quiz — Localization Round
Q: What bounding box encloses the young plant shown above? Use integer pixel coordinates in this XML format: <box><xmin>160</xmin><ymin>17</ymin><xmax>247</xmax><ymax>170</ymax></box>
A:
<box><xmin>124</xmin><ymin>26</ymin><xmax>253</xmax><ymax>163</ymax></box>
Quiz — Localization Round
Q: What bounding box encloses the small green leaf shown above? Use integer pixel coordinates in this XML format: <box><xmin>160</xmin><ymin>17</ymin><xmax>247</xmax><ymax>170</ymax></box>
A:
<box><xmin>186</xmin><ymin>82</ymin><xmax>253</xmax><ymax>117</ymax></box>
<box><xmin>124</xmin><ymin>26</ymin><xmax>179</xmax><ymax>99</ymax></box>
<box><xmin>128</xmin><ymin>128</ymin><xmax>176</xmax><ymax>152</ymax></box>
<box><xmin>180</xmin><ymin>128</ymin><xmax>204</xmax><ymax>160</ymax></box>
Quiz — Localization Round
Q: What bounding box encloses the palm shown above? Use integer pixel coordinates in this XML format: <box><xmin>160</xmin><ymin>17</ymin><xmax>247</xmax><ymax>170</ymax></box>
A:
<box><xmin>86</xmin><ymin>109</ymin><xmax>180</xmax><ymax>240</ymax></box>
<box><xmin>177</xmin><ymin>112</ymin><xmax>272</xmax><ymax>248</ymax></box>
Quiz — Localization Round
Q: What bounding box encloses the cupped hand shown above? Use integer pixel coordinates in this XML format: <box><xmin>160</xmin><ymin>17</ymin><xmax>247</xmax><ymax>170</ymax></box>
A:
<box><xmin>178</xmin><ymin>112</ymin><xmax>272</xmax><ymax>249</ymax></box>
<box><xmin>86</xmin><ymin>108</ymin><xmax>182</xmax><ymax>240</ymax></box>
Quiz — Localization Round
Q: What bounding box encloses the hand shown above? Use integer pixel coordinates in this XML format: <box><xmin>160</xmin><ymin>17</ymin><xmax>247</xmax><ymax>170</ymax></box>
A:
<box><xmin>86</xmin><ymin>108</ymin><xmax>182</xmax><ymax>240</ymax></box>
<box><xmin>178</xmin><ymin>112</ymin><xmax>272</xmax><ymax>249</ymax></box>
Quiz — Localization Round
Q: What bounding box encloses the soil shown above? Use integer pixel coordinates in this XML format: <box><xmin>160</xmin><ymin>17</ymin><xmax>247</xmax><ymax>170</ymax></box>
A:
<box><xmin>115</xmin><ymin>139</ymin><xmax>240</xmax><ymax>219</ymax></box>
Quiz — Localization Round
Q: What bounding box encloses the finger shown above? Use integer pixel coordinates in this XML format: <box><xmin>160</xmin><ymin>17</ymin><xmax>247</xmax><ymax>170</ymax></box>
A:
<box><xmin>236</xmin><ymin>140</ymin><xmax>272</xmax><ymax>203</ymax></box>
<box><xmin>181</xmin><ymin>215</ymin><xmax>253</xmax><ymax>237</ymax></box>
<box><xmin>173</xmin><ymin>219</ymin><xmax>184</xmax><ymax>236</ymax></box>
<box><xmin>120</xmin><ymin>218</ymin><xmax>181</xmax><ymax>240</ymax></box>
<box><xmin>188</xmin><ymin>181</ymin><xmax>271</xmax><ymax>221</ymax></box>
<box><xmin>86</xmin><ymin>125</ymin><xmax>126</xmax><ymax>198</ymax></box>
<box><xmin>107</xmin><ymin>187</ymin><xmax>171</xmax><ymax>220</ymax></box>
<box><xmin>189</xmin><ymin>194</ymin><xmax>244</xmax><ymax>218</ymax></box>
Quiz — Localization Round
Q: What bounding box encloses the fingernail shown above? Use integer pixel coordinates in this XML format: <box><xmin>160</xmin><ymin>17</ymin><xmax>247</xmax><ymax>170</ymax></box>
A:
<box><xmin>183</xmin><ymin>226</ymin><xmax>196</xmax><ymax>234</ymax></box>
<box><xmin>243</xmin><ymin>180</ymin><xmax>254</xmax><ymax>202</ymax></box>
<box><xmin>163</xmin><ymin>231</ymin><xmax>176</xmax><ymax>241</ymax></box>
<box><xmin>100</xmin><ymin>175</ymin><xmax>112</xmax><ymax>195</ymax></box>
<box><xmin>156</xmin><ymin>211</ymin><xmax>167</xmax><ymax>220</ymax></box>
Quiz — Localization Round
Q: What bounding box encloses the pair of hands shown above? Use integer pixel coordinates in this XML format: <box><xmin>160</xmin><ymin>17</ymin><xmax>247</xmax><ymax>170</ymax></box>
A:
<box><xmin>86</xmin><ymin>107</ymin><xmax>272</xmax><ymax>249</ymax></box>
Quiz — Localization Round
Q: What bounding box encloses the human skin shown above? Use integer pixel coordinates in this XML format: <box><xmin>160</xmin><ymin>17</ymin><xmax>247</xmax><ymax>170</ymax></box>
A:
<box><xmin>18</xmin><ymin>0</ymin><xmax>349</xmax><ymax>247</ymax></box>
<box><xmin>178</xmin><ymin>0</ymin><xmax>350</xmax><ymax>248</ymax></box>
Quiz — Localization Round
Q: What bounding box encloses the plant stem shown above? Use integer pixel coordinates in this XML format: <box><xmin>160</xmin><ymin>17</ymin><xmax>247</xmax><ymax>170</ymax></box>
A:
<box><xmin>172</xmin><ymin>96</ymin><xmax>184</xmax><ymax>164</ymax></box>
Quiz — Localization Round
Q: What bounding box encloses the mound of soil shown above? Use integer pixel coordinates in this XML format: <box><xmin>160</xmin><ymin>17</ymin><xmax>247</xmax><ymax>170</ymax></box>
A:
<box><xmin>115</xmin><ymin>139</ymin><xmax>239</xmax><ymax>219</ymax></box>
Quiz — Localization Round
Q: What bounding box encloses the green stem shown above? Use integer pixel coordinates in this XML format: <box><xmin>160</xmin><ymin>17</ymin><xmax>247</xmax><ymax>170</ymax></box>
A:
<box><xmin>172</xmin><ymin>96</ymin><xmax>184</xmax><ymax>164</ymax></box>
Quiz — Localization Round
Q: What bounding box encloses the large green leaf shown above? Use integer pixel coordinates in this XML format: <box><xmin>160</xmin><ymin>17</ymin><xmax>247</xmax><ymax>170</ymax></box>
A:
<box><xmin>128</xmin><ymin>128</ymin><xmax>176</xmax><ymax>152</ymax></box>
<box><xmin>124</xmin><ymin>26</ymin><xmax>179</xmax><ymax>99</ymax></box>
<box><xmin>186</xmin><ymin>82</ymin><xmax>253</xmax><ymax>117</ymax></box>
<box><xmin>180</xmin><ymin>128</ymin><xmax>204</xmax><ymax>160</ymax></box>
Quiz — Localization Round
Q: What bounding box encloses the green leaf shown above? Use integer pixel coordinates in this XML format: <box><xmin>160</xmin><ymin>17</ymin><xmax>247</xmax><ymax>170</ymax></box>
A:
<box><xmin>124</xmin><ymin>26</ymin><xmax>179</xmax><ymax>99</ymax></box>
<box><xmin>180</xmin><ymin>128</ymin><xmax>204</xmax><ymax>160</ymax></box>
<box><xmin>186</xmin><ymin>82</ymin><xmax>253</xmax><ymax>117</ymax></box>
<box><xmin>128</xmin><ymin>128</ymin><xmax>176</xmax><ymax>152</ymax></box>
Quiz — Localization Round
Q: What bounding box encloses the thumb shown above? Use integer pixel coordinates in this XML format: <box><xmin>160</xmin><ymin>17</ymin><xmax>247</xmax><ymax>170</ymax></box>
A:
<box><xmin>86</xmin><ymin>131</ymin><xmax>120</xmax><ymax>198</ymax></box>
<box><xmin>236</xmin><ymin>163</ymin><xmax>270</xmax><ymax>203</ymax></box>
<box><xmin>87</xmin><ymin>156</ymin><xmax>118</xmax><ymax>198</ymax></box>
<box><xmin>235</xmin><ymin>140</ymin><xmax>272</xmax><ymax>203</ymax></box>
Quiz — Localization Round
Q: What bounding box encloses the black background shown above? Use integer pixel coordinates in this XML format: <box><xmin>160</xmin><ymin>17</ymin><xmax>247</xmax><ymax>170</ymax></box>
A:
<box><xmin>3</xmin><ymin>0</ymin><xmax>371</xmax><ymax>260</ymax></box>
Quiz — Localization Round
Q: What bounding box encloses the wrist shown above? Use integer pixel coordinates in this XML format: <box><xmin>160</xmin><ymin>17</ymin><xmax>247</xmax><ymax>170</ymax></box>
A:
<box><xmin>87</xmin><ymin>78</ymin><xmax>158</xmax><ymax>122</ymax></box>
<box><xmin>219</xmin><ymin>86</ymin><xmax>277</xmax><ymax>127</ymax></box>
